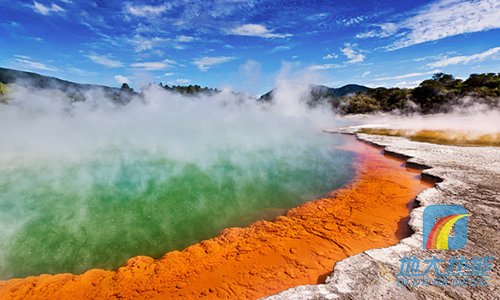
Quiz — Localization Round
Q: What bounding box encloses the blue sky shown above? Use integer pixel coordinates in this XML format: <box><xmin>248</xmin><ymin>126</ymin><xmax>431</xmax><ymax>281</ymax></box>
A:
<box><xmin>0</xmin><ymin>0</ymin><xmax>499</xmax><ymax>95</ymax></box>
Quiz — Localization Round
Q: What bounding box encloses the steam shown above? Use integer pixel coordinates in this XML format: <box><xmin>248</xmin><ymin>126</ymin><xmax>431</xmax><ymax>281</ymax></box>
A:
<box><xmin>0</xmin><ymin>76</ymin><xmax>354</xmax><ymax>279</ymax></box>
<box><xmin>347</xmin><ymin>100</ymin><xmax>500</xmax><ymax>134</ymax></box>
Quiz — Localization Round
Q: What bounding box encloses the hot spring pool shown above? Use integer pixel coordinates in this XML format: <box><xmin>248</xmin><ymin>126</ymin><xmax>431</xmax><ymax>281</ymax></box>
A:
<box><xmin>0</xmin><ymin>138</ymin><xmax>354</xmax><ymax>279</ymax></box>
<box><xmin>0</xmin><ymin>87</ymin><xmax>355</xmax><ymax>279</ymax></box>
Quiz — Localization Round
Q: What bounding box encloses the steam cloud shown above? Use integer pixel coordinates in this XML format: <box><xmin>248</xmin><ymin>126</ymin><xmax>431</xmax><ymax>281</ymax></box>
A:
<box><xmin>349</xmin><ymin>101</ymin><xmax>500</xmax><ymax>134</ymax></box>
<box><xmin>0</xmin><ymin>75</ymin><xmax>354</xmax><ymax>279</ymax></box>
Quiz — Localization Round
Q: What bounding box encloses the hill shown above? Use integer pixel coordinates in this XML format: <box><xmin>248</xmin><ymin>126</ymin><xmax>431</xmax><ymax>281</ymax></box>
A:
<box><xmin>0</xmin><ymin>67</ymin><xmax>218</xmax><ymax>102</ymax></box>
<box><xmin>337</xmin><ymin>73</ymin><xmax>500</xmax><ymax>114</ymax></box>
<box><xmin>0</xmin><ymin>67</ymin><xmax>136</xmax><ymax>104</ymax></box>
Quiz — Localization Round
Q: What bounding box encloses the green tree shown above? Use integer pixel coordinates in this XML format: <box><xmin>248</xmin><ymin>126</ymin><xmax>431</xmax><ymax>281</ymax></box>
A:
<box><xmin>0</xmin><ymin>82</ymin><xmax>6</xmax><ymax>95</ymax></box>
<box><xmin>341</xmin><ymin>93</ymin><xmax>381</xmax><ymax>114</ymax></box>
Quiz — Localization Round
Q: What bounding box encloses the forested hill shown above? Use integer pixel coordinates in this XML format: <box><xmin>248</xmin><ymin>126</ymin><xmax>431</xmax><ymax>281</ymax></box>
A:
<box><xmin>259</xmin><ymin>73</ymin><xmax>499</xmax><ymax>114</ymax></box>
<box><xmin>335</xmin><ymin>73</ymin><xmax>499</xmax><ymax>114</ymax></box>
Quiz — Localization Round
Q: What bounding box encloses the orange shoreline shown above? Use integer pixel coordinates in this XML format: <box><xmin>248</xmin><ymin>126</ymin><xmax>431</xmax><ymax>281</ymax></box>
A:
<box><xmin>0</xmin><ymin>136</ymin><xmax>432</xmax><ymax>300</ymax></box>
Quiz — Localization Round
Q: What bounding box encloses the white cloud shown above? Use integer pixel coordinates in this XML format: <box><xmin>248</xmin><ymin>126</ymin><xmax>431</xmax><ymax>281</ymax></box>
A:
<box><xmin>339</xmin><ymin>16</ymin><xmax>365</xmax><ymax>26</ymax></box>
<box><xmin>393</xmin><ymin>80</ymin><xmax>422</xmax><ymax>88</ymax></box>
<box><xmin>129</xmin><ymin>35</ymin><xmax>168</xmax><ymax>53</ymax></box>
<box><xmin>427</xmin><ymin>47</ymin><xmax>500</xmax><ymax>67</ymax></box>
<box><xmin>14</xmin><ymin>55</ymin><xmax>57</xmax><ymax>72</ymax></box>
<box><xmin>357</xmin><ymin>0</ymin><xmax>500</xmax><ymax>50</ymax></box>
<box><xmin>308</xmin><ymin>63</ymin><xmax>342</xmax><ymax>70</ymax></box>
<box><xmin>356</xmin><ymin>23</ymin><xmax>397</xmax><ymax>39</ymax></box>
<box><xmin>125</xmin><ymin>3</ymin><xmax>169</xmax><ymax>17</ymax></box>
<box><xmin>87</xmin><ymin>54</ymin><xmax>124</xmax><ymax>68</ymax></box>
<box><xmin>365</xmin><ymin>79</ymin><xmax>422</xmax><ymax>88</ymax></box>
<box><xmin>173</xmin><ymin>79</ymin><xmax>191</xmax><ymax>85</ymax></box>
<box><xmin>175</xmin><ymin>35</ymin><xmax>194</xmax><ymax>43</ymax></box>
<box><xmin>32</xmin><ymin>1</ymin><xmax>64</xmax><ymax>15</ymax></box>
<box><xmin>114</xmin><ymin>75</ymin><xmax>130</xmax><ymax>84</ymax></box>
<box><xmin>413</xmin><ymin>54</ymin><xmax>447</xmax><ymax>62</ymax></box>
<box><xmin>130</xmin><ymin>59</ymin><xmax>176</xmax><ymax>70</ymax></box>
<box><xmin>355</xmin><ymin>30</ymin><xmax>377</xmax><ymax>39</ymax></box>
<box><xmin>374</xmin><ymin>70</ymin><xmax>442</xmax><ymax>81</ymax></box>
<box><xmin>30</xmin><ymin>37</ymin><xmax>44</xmax><ymax>42</ymax></box>
<box><xmin>323</xmin><ymin>53</ymin><xmax>338</xmax><ymax>60</ymax></box>
<box><xmin>164</xmin><ymin>72</ymin><xmax>175</xmax><ymax>76</ymax></box>
<box><xmin>362</xmin><ymin>71</ymin><xmax>371</xmax><ymax>78</ymax></box>
<box><xmin>341</xmin><ymin>44</ymin><xmax>365</xmax><ymax>63</ymax></box>
<box><xmin>193</xmin><ymin>56</ymin><xmax>235</xmax><ymax>71</ymax></box>
<box><xmin>306</xmin><ymin>13</ymin><xmax>329</xmax><ymax>21</ymax></box>
<box><xmin>229</xmin><ymin>24</ymin><xmax>292</xmax><ymax>38</ymax></box>
<box><xmin>269</xmin><ymin>45</ymin><xmax>291</xmax><ymax>53</ymax></box>
<box><xmin>14</xmin><ymin>55</ymin><xmax>31</xmax><ymax>60</ymax></box>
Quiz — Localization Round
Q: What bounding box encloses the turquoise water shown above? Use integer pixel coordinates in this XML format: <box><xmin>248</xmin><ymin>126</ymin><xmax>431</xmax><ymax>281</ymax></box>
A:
<box><xmin>0</xmin><ymin>136</ymin><xmax>355</xmax><ymax>279</ymax></box>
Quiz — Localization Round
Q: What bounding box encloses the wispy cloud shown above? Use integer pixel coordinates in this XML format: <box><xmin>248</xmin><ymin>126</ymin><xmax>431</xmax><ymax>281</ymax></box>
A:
<box><xmin>339</xmin><ymin>15</ymin><xmax>365</xmax><ymax>26</ymax></box>
<box><xmin>427</xmin><ymin>47</ymin><xmax>500</xmax><ymax>68</ymax></box>
<box><xmin>306</xmin><ymin>13</ymin><xmax>329</xmax><ymax>21</ymax></box>
<box><xmin>362</xmin><ymin>71</ymin><xmax>371</xmax><ymax>78</ymax></box>
<box><xmin>193</xmin><ymin>56</ymin><xmax>235</xmax><ymax>71</ymax></box>
<box><xmin>374</xmin><ymin>70</ymin><xmax>442</xmax><ymax>81</ymax></box>
<box><xmin>269</xmin><ymin>45</ymin><xmax>291</xmax><ymax>53</ymax></box>
<box><xmin>32</xmin><ymin>1</ymin><xmax>64</xmax><ymax>16</ymax></box>
<box><xmin>175</xmin><ymin>35</ymin><xmax>194</xmax><ymax>43</ymax></box>
<box><xmin>13</xmin><ymin>55</ymin><xmax>57</xmax><ymax>72</ymax></box>
<box><xmin>357</xmin><ymin>0</ymin><xmax>500</xmax><ymax>50</ymax></box>
<box><xmin>114</xmin><ymin>75</ymin><xmax>130</xmax><ymax>84</ymax></box>
<box><xmin>125</xmin><ymin>3</ymin><xmax>170</xmax><ymax>17</ymax></box>
<box><xmin>130</xmin><ymin>59</ymin><xmax>176</xmax><ymax>70</ymax></box>
<box><xmin>308</xmin><ymin>63</ymin><xmax>342</xmax><ymax>70</ymax></box>
<box><xmin>394</xmin><ymin>80</ymin><xmax>422</xmax><ymax>88</ymax></box>
<box><xmin>341</xmin><ymin>44</ymin><xmax>365</xmax><ymax>63</ymax></box>
<box><xmin>394</xmin><ymin>0</ymin><xmax>500</xmax><ymax>49</ymax></box>
<box><xmin>129</xmin><ymin>35</ymin><xmax>169</xmax><ymax>53</ymax></box>
<box><xmin>355</xmin><ymin>23</ymin><xmax>397</xmax><ymax>39</ymax></box>
<box><xmin>87</xmin><ymin>54</ymin><xmax>124</xmax><ymax>68</ymax></box>
<box><xmin>323</xmin><ymin>53</ymin><xmax>338</xmax><ymax>60</ymax></box>
<box><xmin>229</xmin><ymin>24</ymin><xmax>292</xmax><ymax>38</ymax></box>
<box><xmin>173</xmin><ymin>78</ymin><xmax>191</xmax><ymax>85</ymax></box>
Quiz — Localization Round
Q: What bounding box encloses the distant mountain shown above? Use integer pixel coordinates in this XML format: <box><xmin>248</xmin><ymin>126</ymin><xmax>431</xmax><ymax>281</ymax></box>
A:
<box><xmin>0</xmin><ymin>67</ymin><xmax>219</xmax><ymax>101</ymax></box>
<box><xmin>0</xmin><ymin>67</ymin><xmax>136</xmax><ymax>104</ymax></box>
<box><xmin>259</xmin><ymin>84</ymin><xmax>369</xmax><ymax>103</ymax></box>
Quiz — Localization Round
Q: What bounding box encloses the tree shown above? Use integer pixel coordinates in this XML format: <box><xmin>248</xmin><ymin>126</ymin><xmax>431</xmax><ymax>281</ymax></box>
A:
<box><xmin>0</xmin><ymin>82</ymin><xmax>6</xmax><ymax>95</ymax></box>
<box><xmin>120</xmin><ymin>83</ymin><xmax>134</xmax><ymax>93</ymax></box>
<box><xmin>341</xmin><ymin>93</ymin><xmax>381</xmax><ymax>114</ymax></box>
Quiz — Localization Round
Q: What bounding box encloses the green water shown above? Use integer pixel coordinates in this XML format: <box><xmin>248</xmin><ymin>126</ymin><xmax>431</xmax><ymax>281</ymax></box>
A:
<box><xmin>0</xmin><ymin>138</ymin><xmax>355</xmax><ymax>279</ymax></box>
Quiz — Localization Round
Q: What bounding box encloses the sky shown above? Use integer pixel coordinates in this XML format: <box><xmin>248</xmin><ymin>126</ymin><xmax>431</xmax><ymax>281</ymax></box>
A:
<box><xmin>0</xmin><ymin>0</ymin><xmax>499</xmax><ymax>95</ymax></box>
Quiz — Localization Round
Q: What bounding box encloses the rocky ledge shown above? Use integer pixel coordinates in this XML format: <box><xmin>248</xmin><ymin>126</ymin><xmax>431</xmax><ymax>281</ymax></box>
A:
<box><xmin>266</xmin><ymin>132</ymin><xmax>499</xmax><ymax>300</ymax></box>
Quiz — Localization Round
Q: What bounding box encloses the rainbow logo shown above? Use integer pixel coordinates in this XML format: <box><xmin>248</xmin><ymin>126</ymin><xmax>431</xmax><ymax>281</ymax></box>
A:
<box><xmin>423</xmin><ymin>205</ymin><xmax>468</xmax><ymax>250</ymax></box>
